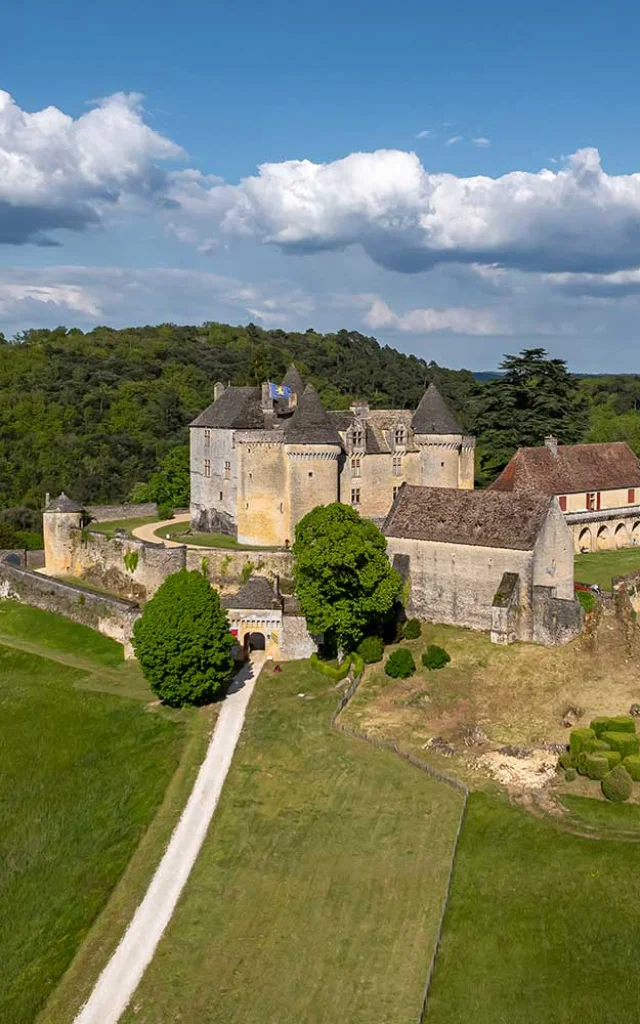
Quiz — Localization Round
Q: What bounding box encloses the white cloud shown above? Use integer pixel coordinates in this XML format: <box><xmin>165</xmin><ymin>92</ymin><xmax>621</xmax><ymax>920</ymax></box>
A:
<box><xmin>445</xmin><ymin>135</ymin><xmax>463</xmax><ymax>146</ymax></box>
<box><xmin>0</xmin><ymin>90</ymin><xmax>181</xmax><ymax>244</ymax></box>
<box><xmin>472</xmin><ymin>136</ymin><xmax>491</xmax><ymax>147</ymax></box>
<box><xmin>363</xmin><ymin>296</ymin><xmax>509</xmax><ymax>335</ymax></box>
<box><xmin>163</xmin><ymin>145</ymin><xmax>640</xmax><ymax>277</ymax></box>
<box><xmin>416</xmin><ymin>129</ymin><xmax>436</xmax><ymax>139</ymax></box>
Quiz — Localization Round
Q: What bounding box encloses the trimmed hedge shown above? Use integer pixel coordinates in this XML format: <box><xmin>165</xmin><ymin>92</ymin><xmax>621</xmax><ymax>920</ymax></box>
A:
<box><xmin>585</xmin><ymin>754</ymin><xmax>609</xmax><ymax>781</ymax></box>
<box><xmin>310</xmin><ymin>654</ymin><xmax>351</xmax><ymax>681</ymax></box>
<box><xmin>623</xmin><ymin>755</ymin><xmax>640</xmax><ymax>782</ymax></box>
<box><xmin>607</xmin><ymin>715</ymin><xmax>636</xmax><ymax>734</ymax></box>
<box><xmin>602</xmin><ymin>750</ymin><xmax>622</xmax><ymax>771</ymax></box>
<box><xmin>422</xmin><ymin>645</ymin><xmax>451</xmax><ymax>671</ymax></box>
<box><xmin>558</xmin><ymin>751</ymin><xmax>574</xmax><ymax>770</ymax></box>
<box><xmin>569</xmin><ymin>727</ymin><xmax>595</xmax><ymax>758</ymax></box>
<box><xmin>402</xmin><ymin>619</ymin><xmax>422</xmax><ymax>641</ymax></box>
<box><xmin>357</xmin><ymin>635</ymin><xmax>384</xmax><ymax>665</ymax></box>
<box><xmin>590</xmin><ymin>716</ymin><xmax>611</xmax><ymax>738</ymax></box>
<box><xmin>565</xmin><ymin>768</ymin><xmax>577</xmax><ymax>782</ymax></box>
<box><xmin>602</xmin><ymin>765</ymin><xmax>633</xmax><ymax>803</ymax></box>
<box><xmin>583</xmin><ymin>738</ymin><xmax>611</xmax><ymax>754</ymax></box>
<box><xmin>385</xmin><ymin>649</ymin><xmax>416</xmax><ymax>679</ymax></box>
<box><xmin>602</xmin><ymin>731</ymin><xmax>639</xmax><ymax>760</ymax></box>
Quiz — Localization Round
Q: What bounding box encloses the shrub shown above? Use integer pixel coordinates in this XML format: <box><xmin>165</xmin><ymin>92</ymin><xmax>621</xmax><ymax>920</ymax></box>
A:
<box><xmin>602</xmin><ymin>750</ymin><xmax>622</xmax><ymax>771</ymax></box>
<box><xmin>607</xmin><ymin>715</ymin><xmax>636</xmax><ymax>734</ymax></box>
<box><xmin>351</xmin><ymin>653</ymin><xmax>365</xmax><ymax>677</ymax></box>
<box><xmin>583</xmin><ymin>738</ymin><xmax>611</xmax><ymax>754</ymax></box>
<box><xmin>577</xmin><ymin>590</ymin><xmax>596</xmax><ymax>614</ymax></box>
<box><xmin>602</xmin><ymin>731</ymin><xmax>639</xmax><ymax>760</ymax></box>
<box><xmin>585</xmin><ymin>754</ymin><xmax>609</xmax><ymax>781</ymax></box>
<box><xmin>569</xmin><ymin>727</ymin><xmax>595</xmax><ymax>758</ymax></box>
<box><xmin>558</xmin><ymin>751</ymin><xmax>574</xmax><ymax>770</ymax></box>
<box><xmin>402</xmin><ymin>618</ymin><xmax>422</xmax><ymax>640</ymax></box>
<box><xmin>240</xmin><ymin>561</ymin><xmax>254</xmax><ymax>585</ymax></box>
<box><xmin>575</xmin><ymin>752</ymin><xmax>589</xmax><ymax>776</ymax></box>
<box><xmin>623</xmin><ymin>755</ymin><xmax>640</xmax><ymax>782</ymax></box>
<box><xmin>157</xmin><ymin>503</ymin><xmax>175</xmax><ymax>521</ymax></box>
<box><xmin>601</xmin><ymin>765</ymin><xmax>633</xmax><ymax>803</ymax></box>
<box><xmin>132</xmin><ymin>569</ymin><xmax>235</xmax><ymax>707</ymax></box>
<box><xmin>422</xmin><ymin>645</ymin><xmax>451</xmax><ymax>671</ymax></box>
<box><xmin>385</xmin><ymin>649</ymin><xmax>416</xmax><ymax>679</ymax></box>
<box><xmin>309</xmin><ymin>654</ymin><xmax>351</xmax><ymax>681</ymax></box>
<box><xmin>565</xmin><ymin>768</ymin><xmax>577</xmax><ymax>782</ymax></box>
<box><xmin>357</xmin><ymin>635</ymin><xmax>384</xmax><ymax>664</ymax></box>
<box><xmin>590</xmin><ymin>716</ymin><xmax>611</xmax><ymax>738</ymax></box>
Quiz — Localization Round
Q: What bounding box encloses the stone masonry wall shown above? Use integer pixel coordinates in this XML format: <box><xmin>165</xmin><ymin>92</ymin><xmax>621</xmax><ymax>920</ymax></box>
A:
<box><xmin>86</xmin><ymin>503</ymin><xmax>158</xmax><ymax>522</ymax></box>
<box><xmin>67</xmin><ymin>528</ymin><xmax>186</xmax><ymax>601</ymax></box>
<box><xmin>189</xmin><ymin>546</ymin><xmax>294</xmax><ymax>590</ymax></box>
<box><xmin>0</xmin><ymin>561</ymin><xmax>140</xmax><ymax>656</ymax></box>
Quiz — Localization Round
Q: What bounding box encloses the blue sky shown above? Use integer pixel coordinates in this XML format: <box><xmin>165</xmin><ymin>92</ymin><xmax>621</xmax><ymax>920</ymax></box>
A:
<box><xmin>2</xmin><ymin>0</ymin><xmax>640</xmax><ymax>370</ymax></box>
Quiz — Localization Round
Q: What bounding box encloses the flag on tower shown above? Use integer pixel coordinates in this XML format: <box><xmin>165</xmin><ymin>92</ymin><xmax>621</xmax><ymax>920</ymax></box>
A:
<box><xmin>268</xmin><ymin>381</ymin><xmax>292</xmax><ymax>399</ymax></box>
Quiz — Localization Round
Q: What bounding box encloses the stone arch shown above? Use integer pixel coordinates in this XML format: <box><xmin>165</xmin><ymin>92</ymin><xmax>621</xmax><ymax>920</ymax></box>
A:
<box><xmin>633</xmin><ymin>521</ymin><xmax>640</xmax><ymax>544</ymax></box>
<box><xmin>578</xmin><ymin>527</ymin><xmax>593</xmax><ymax>553</ymax></box>
<box><xmin>244</xmin><ymin>631</ymin><xmax>266</xmax><ymax>655</ymax></box>
<box><xmin>615</xmin><ymin>522</ymin><xmax>629</xmax><ymax>549</ymax></box>
<box><xmin>596</xmin><ymin>524</ymin><xmax>611</xmax><ymax>551</ymax></box>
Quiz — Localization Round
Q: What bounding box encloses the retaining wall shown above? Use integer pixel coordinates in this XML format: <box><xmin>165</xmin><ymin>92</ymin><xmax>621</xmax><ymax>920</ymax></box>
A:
<box><xmin>85</xmin><ymin>503</ymin><xmax>158</xmax><ymax>522</ymax></box>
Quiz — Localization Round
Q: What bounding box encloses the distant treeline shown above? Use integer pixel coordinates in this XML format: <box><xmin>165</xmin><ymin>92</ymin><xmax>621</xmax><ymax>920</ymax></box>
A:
<box><xmin>0</xmin><ymin>323</ymin><xmax>638</xmax><ymax>522</ymax></box>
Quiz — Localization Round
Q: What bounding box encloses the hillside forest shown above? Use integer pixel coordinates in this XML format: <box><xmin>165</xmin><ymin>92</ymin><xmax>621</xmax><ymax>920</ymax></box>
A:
<box><xmin>0</xmin><ymin>321</ymin><xmax>639</xmax><ymax>545</ymax></box>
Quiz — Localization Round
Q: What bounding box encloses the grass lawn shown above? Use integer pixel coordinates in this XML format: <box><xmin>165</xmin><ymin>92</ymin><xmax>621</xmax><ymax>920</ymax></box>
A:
<box><xmin>122</xmin><ymin>661</ymin><xmax>463</xmax><ymax>1024</ymax></box>
<box><xmin>425</xmin><ymin>792</ymin><xmax>640</xmax><ymax>1024</ymax></box>
<box><xmin>0</xmin><ymin>602</ymin><xmax>194</xmax><ymax>1024</ymax></box>
<box><xmin>154</xmin><ymin>521</ymin><xmax>277</xmax><ymax>549</ymax></box>
<box><xmin>575</xmin><ymin>545</ymin><xmax>640</xmax><ymax>591</ymax></box>
<box><xmin>88</xmin><ymin>515</ymin><xmax>159</xmax><ymax>538</ymax></box>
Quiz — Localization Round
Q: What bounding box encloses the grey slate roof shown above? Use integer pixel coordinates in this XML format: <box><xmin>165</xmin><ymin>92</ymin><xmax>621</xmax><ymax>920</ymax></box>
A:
<box><xmin>281</xmin><ymin>364</ymin><xmax>305</xmax><ymax>400</ymax></box>
<box><xmin>222</xmin><ymin>576</ymin><xmax>281</xmax><ymax>610</ymax></box>
<box><xmin>284</xmin><ymin>385</ymin><xmax>343</xmax><ymax>446</ymax></box>
<box><xmin>411</xmin><ymin>383</ymin><xmax>463</xmax><ymax>435</ymax></box>
<box><xmin>383</xmin><ymin>484</ymin><xmax>553</xmax><ymax>551</ymax></box>
<box><xmin>45</xmin><ymin>492</ymin><xmax>85</xmax><ymax>513</ymax></box>
<box><xmin>190</xmin><ymin>386</ymin><xmax>264</xmax><ymax>429</ymax></box>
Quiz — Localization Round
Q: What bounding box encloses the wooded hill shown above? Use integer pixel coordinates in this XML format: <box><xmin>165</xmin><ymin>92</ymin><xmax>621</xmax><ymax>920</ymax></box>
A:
<box><xmin>0</xmin><ymin>322</ymin><xmax>638</xmax><ymax>518</ymax></box>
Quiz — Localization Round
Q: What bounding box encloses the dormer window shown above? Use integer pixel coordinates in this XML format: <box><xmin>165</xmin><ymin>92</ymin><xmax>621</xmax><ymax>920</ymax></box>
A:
<box><xmin>394</xmin><ymin>427</ymin><xmax>406</xmax><ymax>446</ymax></box>
<box><xmin>352</xmin><ymin>428</ymin><xmax>364</xmax><ymax>448</ymax></box>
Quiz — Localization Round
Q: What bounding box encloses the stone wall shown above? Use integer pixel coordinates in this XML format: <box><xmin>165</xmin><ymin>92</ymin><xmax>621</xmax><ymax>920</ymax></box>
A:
<box><xmin>532</xmin><ymin>586</ymin><xmax>583</xmax><ymax>645</ymax></box>
<box><xmin>190</xmin><ymin>426</ymin><xmax>237</xmax><ymax>534</ymax></box>
<box><xmin>189</xmin><ymin>546</ymin><xmax>294</xmax><ymax>590</ymax></box>
<box><xmin>280</xmin><ymin>614</ymin><xmax>318</xmax><ymax>659</ymax></box>
<box><xmin>0</xmin><ymin>561</ymin><xmax>140</xmax><ymax>656</ymax></box>
<box><xmin>86</xmin><ymin>503</ymin><xmax>158</xmax><ymax>522</ymax></box>
<box><xmin>613</xmin><ymin>569</ymin><xmax>640</xmax><ymax>616</ymax></box>
<box><xmin>0</xmin><ymin>549</ymin><xmax>45</xmax><ymax>569</ymax></box>
<box><xmin>66</xmin><ymin>528</ymin><xmax>185</xmax><ymax>601</ymax></box>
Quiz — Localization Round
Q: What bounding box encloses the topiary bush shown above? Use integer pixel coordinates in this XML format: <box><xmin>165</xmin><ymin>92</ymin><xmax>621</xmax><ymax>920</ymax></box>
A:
<box><xmin>385</xmin><ymin>648</ymin><xmax>416</xmax><ymax>679</ymax></box>
<box><xmin>402</xmin><ymin>618</ymin><xmax>422</xmax><ymax>641</ymax></box>
<box><xmin>565</xmin><ymin>768</ymin><xmax>577</xmax><ymax>782</ymax></box>
<box><xmin>590</xmin><ymin>716</ymin><xmax>611</xmax><ymax>738</ymax></box>
<box><xmin>601</xmin><ymin>765</ymin><xmax>633</xmax><ymax>803</ymax></box>
<box><xmin>585</xmin><ymin>754</ymin><xmax>609</xmax><ymax>781</ymax></box>
<box><xmin>602</xmin><ymin>731</ymin><xmax>639</xmax><ymax>760</ymax></box>
<box><xmin>309</xmin><ymin>654</ymin><xmax>352</xmax><ymax>681</ymax></box>
<box><xmin>422</xmin><ymin>645</ymin><xmax>451</xmax><ymax>671</ymax></box>
<box><xmin>132</xmin><ymin>569</ymin><xmax>235</xmax><ymax>707</ymax></box>
<box><xmin>558</xmin><ymin>751</ymin><xmax>574</xmax><ymax>770</ymax></box>
<box><xmin>357</xmin><ymin>635</ymin><xmax>384</xmax><ymax>664</ymax></box>
<box><xmin>607</xmin><ymin>715</ymin><xmax>636</xmax><ymax>734</ymax></box>
<box><xmin>583</xmin><ymin>738</ymin><xmax>611</xmax><ymax>754</ymax></box>
<box><xmin>602</xmin><ymin>750</ymin><xmax>622</xmax><ymax>771</ymax></box>
<box><xmin>569</xmin><ymin>727</ymin><xmax>595</xmax><ymax>758</ymax></box>
<box><xmin>157</xmin><ymin>503</ymin><xmax>174</xmax><ymax>521</ymax></box>
<box><xmin>623</xmin><ymin>755</ymin><xmax>640</xmax><ymax>782</ymax></box>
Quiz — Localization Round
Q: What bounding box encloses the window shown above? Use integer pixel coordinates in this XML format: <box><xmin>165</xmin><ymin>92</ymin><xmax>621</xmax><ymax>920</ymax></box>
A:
<box><xmin>351</xmin><ymin>487</ymin><xmax>361</xmax><ymax>505</ymax></box>
<box><xmin>204</xmin><ymin>459</ymin><xmax>211</xmax><ymax>478</ymax></box>
<box><xmin>392</xmin><ymin>485</ymin><xmax>401</xmax><ymax>500</ymax></box>
<box><xmin>352</xmin><ymin>428</ymin><xmax>364</xmax><ymax>448</ymax></box>
<box><xmin>392</xmin><ymin>455</ymin><xmax>402</xmax><ymax>476</ymax></box>
<box><xmin>629</xmin><ymin>488</ymin><xmax>636</xmax><ymax>504</ymax></box>
<box><xmin>204</xmin><ymin>428</ymin><xmax>211</xmax><ymax>443</ymax></box>
<box><xmin>559</xmin><ymin>495</ymin><xmax>567</xmax><ymax>512</ymax></box>
<box><xmin>219</xmin><ymin>491</ymin><xmax>223</xmax><ymax>501</ymax></box>
<box><xmin>586</xmin><ymin>492</ymin><xmax>598</xmax><ymax>511</ymax></box>
<box><xmin>308</xmin><ymin>471</ymin><xmax>314</xmax><ymax>478</ymax></box>
<box><xmin>224</xmin><ymin>460</ymin><xmax>231</xmax><ymax>479</ymax></box>
<box><xmin>351</xmin><ymin>457</ymin><xmax>361</xmax><ymax>477</ymax></box>
<box><xmin>394</xmin><ymin>427</ymin><xmax>405</xmax><ymax>446</ymax></box>
<box><xmin>279</xmin><ymin>502</ymin><xmax>284</xmax><ymax>513</ymax></box>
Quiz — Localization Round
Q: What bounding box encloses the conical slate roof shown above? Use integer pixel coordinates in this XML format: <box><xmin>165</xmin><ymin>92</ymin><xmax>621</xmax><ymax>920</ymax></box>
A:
<box><xmin>45</xmin><ymin>492</ymin><xmax>85</xmax><ymax>513</ymax></box>
<box><xmin>284</xmin><ymin>385</ymin><xmax>342</xmax><ymax>445</ymax></box>
<box><xmin>411</xmin><ymin>383</ymin><xmax>463</xmax><ymax>435</ymax></box>
<box><xmin>281</xmin><ymin>364</ymin><xmax>305</xmax><ymax>399</ymax></box>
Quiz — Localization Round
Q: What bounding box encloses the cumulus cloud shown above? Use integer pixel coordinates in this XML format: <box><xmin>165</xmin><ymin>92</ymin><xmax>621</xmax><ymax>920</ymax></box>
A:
<box><xmin>472</xmin><ymin>136</ymin><xmax>491</xmax><ymax>147</ymax></box>
<box><xmin>165</xmin><ymin>146</ymin><xmax>640</xmax><ymax>276</ymax></box>
<box><xmin>363</xmin><ymin>296</ymin><xmax>509</xmax><ymax>335</ymax></box>
<box><xmin>0</xmin><ymin>91</ymin><xmax>181</xmax><ymax>244</ymax></box>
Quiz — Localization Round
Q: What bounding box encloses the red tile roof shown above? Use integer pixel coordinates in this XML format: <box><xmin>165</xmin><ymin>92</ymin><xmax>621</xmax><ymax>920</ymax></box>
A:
<box><xmin>490</xmin><ymin>442</ymin><xmax>640</xmax><ymax>496</ymax></box>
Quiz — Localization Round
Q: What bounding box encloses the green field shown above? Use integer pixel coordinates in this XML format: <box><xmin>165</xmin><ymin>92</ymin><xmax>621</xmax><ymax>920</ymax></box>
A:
<box><xmin>425</xmin><ymin>793</ymin><xmax>640</xmax><ymax>1024</ymax></box>
<box><xmin>154</xmin><ymin>521</ymin><xmax>276</xmax><ymax>549</ymax></box>
<box><xmin>575</xmin><ymin>545</ymin><xmax>640</xmax><ymax>591</ymax></box>
<box><xmin>121</xmin><ymin>661</ymin><xmax>463</xmax><ymax>1024</ymax></box>
<box><xmin>88</xmin><ymin>515</ymin><xmax>159</xmax><ymax>538</ymax></box>
<box><xmin>0</xmin><ymin>602</ymin><xmax>191</xmax><ymax>1024</ymax></box>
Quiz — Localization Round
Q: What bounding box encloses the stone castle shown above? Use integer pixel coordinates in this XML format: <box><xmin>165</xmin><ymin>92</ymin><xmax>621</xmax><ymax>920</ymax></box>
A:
<box><xmin>190</xmin><ymin>365</ymin><xmax>475</xmax><ymax>547</ymax></box>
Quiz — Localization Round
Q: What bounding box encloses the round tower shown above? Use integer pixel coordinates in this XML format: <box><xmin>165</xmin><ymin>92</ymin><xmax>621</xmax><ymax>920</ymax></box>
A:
<box><xmin>283</xmin><ymin>385</ymin><xmax>341</xmax><ymax>544</ymax></box>
<box><xmin>411</xmin><ymin>383</ymin><xmax>475</xmax><ymax>490</ymax></box>
<box><xmin>42</xmin><ymin>493</ymin><xmax>85</xmax><ymax>575</ymax></box>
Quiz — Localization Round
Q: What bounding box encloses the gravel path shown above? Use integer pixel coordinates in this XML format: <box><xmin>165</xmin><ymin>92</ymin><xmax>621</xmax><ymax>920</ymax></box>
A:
<box><xmin>74</xmin><ymin>655</ymin><xmax>264</xmax><ymax>1024</ymax></box>
<box><xmin>131</xmin><ymin>513</ymin><xmax>189</xmax><ymax>547</ymax></box>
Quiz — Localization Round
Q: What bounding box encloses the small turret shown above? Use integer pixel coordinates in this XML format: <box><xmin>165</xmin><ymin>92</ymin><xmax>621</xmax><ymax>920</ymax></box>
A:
<box><xmin>43</xmin><ymin>493</ymin><xmax>85</xmax><ymax>575</ymax></box>
<box><xmin>412</xmin><ymin>384</ymin><xmax>475</xmax><ymax>490</ymax></box>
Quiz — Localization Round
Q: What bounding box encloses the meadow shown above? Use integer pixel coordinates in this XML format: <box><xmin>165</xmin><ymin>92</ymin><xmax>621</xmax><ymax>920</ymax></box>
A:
<box><xmin>574</xmin><ymin>545</ymin><xmax>640</xmax><ymax>591</ymax></box>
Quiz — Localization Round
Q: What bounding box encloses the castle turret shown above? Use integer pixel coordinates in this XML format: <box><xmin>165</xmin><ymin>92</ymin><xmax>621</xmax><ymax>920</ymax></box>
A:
<box><xmin>280</xmin><ymin>364</ymin><xmax>305</xmax><ymax>408</ymax></box>
<box><xmin>43</xmin><ymin>493</ymin><xmax>85</xmax><ymax>575</ymax></box>
<box><xmin>411</xmin><ymin>383</ymin><xmax>475</xmax><ymax>490</ymax></box>
<box><xmin>283</xmin><ymin>384</ymin><xmax>342</xmax><ymax>542</ymax></box>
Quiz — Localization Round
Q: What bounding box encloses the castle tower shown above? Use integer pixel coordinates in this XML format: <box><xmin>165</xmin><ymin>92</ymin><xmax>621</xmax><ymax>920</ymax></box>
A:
<box><xmin>280</xmin><ymin>364</ymin><xmax>305</xmax><ymax>408</ymax></box>
<box><xmin>411</xmin><ymin>383</ymin><xmax>475</xmax><ymax>490</ymax></box>
<box><xmin>283</xmin><ymin>384</ymin><xmax>342</xmax><ymax>544</ymax></box>
<box><xmin>43</xmin><ymin>493</ymin><xmax>85</xmax><ymax>575</ymax></box>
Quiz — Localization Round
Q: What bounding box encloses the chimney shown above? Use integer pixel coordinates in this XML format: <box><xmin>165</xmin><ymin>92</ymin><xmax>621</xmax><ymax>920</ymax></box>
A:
<box><xmin>261</xmin><ymin>381</ymin><xmax>273</xmax><ymax>412</ymax></box>
<box><xmin>544</xmin><ymin>435</ymin><xmax>559</xmax><ymax>456</ymax></box>
<box><xmin>214</xmin><ymin>381</ymin><xmax>226</xmax><ymax>401</ymax></box>
<box><xmin>350</xmin><ymin>402</ymin><xmax>370</xmax><ymax>419</ymax></box>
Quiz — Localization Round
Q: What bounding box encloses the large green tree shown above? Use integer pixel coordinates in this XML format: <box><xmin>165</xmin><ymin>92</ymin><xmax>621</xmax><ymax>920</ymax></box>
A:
<box><xmin>472</xmin><ymin>348</ymin><xmax>588</xmax><ymax>481</ymax></box>
<box><xmin>132</xmin><ymin>444</ymin><xmax>190</xmax><ymax>508</ymax></box>
<box><xmin>132</xmin><ymin>569</ymin><xmax>235</xmax><ymax>706</ymax></box>
<box><xmin>292</xmin><ymin>503</ymin><xmax>402</xmax><ymax>652</ymax></box>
